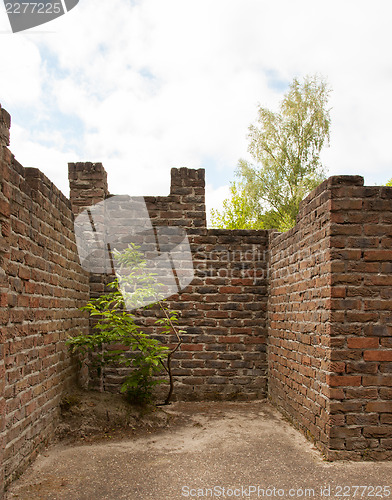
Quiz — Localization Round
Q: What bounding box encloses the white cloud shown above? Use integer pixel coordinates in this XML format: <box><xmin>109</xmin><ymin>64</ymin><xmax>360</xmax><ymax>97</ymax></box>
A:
<box><xmin>0</xmin><ymin>36</ymin><xmax>43</xmax><ymax>108</ymax></box>
<box><xmin>10</xmin><ymin>124</ymin><xmax>76</xmax><ymax>197</ymax></box>
<box><xmin>205</xmin><ymin>183</ymin><xmax>230</xmax><ymax>227</ymax></box>
<box><xmin>1</xmin><ymin>0</ymin><xmax>392</xmax><ymax>204</ymax></box>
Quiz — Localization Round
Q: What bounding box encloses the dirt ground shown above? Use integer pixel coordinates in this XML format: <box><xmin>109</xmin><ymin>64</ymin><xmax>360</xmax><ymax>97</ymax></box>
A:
<box><xmin>55</xmin><ymin>389</ymin><xmax>176</xmax><ymax>445</ymax></box>
<box><xmin>5</xmin><ymin>392</ymin><xmax>392</xmax><ymax>500</ymax></box>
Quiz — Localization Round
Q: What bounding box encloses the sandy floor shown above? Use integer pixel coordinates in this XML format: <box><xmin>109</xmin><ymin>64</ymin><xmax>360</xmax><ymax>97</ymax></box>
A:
<box><xmin>5</xmin><ymin>400</ymin><xmax>392</xmax><ymax>500</ymax></box>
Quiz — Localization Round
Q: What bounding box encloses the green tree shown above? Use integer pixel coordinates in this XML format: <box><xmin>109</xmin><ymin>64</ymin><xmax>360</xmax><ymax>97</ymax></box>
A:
<box><xmin>67</xmin><ymin>244</ymin><xmax>184</xmax><ymax>405</ymax></box>
<box><xmin>210</xmin><ymin>182</ymin><xmax>264</xmax><ymax>229</ymax></box>
<box><xmin>211</xmin><ymin>75</ymin><xmax>331</xmax><ymax>231</ymax></box>
<box><xmin>386</xmin><ymin>178</ymin><xmax>392</xmax><ymax>186</ymax></box>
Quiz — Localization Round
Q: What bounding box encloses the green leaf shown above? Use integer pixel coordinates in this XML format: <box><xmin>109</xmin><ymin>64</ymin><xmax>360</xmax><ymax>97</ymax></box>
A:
<box><xmin>210</xmin><ymin>74</ymin><xmax>330</xmax><ymax>231</ymax></box>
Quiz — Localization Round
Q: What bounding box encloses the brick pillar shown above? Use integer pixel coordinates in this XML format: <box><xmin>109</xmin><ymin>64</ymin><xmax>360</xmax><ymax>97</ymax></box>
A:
<box><xmin>68</xmin><ymin>162</ymin><xmax>110</xmax><ymax>296</ymax></box>
<box><xmin>68</xmin><ymin>162</ymin><xmax>109</xmax><ymax>216</ymax></box>
<box><xmin>170</xmin><ymin>167</ymin><xmax>206</xmax><ymax>228</ymax></box>
<box><xmin>0</xmin><ymin>104</ymin><xmax>11</xmax><ymax>499</ymax></box>
<box><xmin>68</xmin><ymin>162</ymin><xmax>110</xmax><ymax>391</ymax></box>
<box><xmin>325</xmin><ymin>176</ymin><xmax>392</xmax><ymax>460</ymax></box>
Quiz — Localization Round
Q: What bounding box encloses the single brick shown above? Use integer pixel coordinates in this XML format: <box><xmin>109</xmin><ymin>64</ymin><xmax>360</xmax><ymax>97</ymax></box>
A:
<box><xmin>347</xmin><ymin>337</ymin><xmax>379</xmax><ymax>349</ymax></box>
<box><xmin>364</xmin><ymin>350</ymin><xmax>392</xmax><ymax>361</ymax></box>
<box><xmin>327</xmin><ymin>375</ymin><xmax>362</xmax><ymax>387</ymax></box>
<box><xmin>365</xmin><ymin>402</ymin><xmax>392</xmax><ymax>413</ymax></box>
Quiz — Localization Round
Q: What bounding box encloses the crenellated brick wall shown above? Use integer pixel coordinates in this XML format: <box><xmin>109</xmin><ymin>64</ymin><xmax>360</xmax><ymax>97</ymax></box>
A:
<box><xmin>0</xmin><ymin>109</ymin><xmax>90</xmax><ymax>495</ymax></box>
<box><xmin>325</xmin><ymin>177</ymin><xmax>392</xmax><ymax>459</ymax></box>
<box><xmin>68</xmin><ymin>164</ymin><xmax>269</xmax><ymax>400</ymax></box>
<box><xmin>145</xmin><ymin>166</ymin><xmax>206</xmax><ymax>229</ymax></box>
<box><xmin>269</xmin><ymin>175</ymin><xmax>392</xmax><ymax>460</ymax></box>
<box><xmin>1</xmin><ymin>103</ymin><xmax>392</xmax><ymax>497</ymax></box>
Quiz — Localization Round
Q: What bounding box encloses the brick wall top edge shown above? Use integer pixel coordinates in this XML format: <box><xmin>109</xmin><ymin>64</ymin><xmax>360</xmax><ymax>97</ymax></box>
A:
<box><xmin>144</xmin><ymin>195</ymin><xmax>172</xmax><ymax>203</ymax></box>
<box><xmin>25</xmin><ymin>167</ymin><xmax>72</xmax><ymax>209</ymax></box>
<box><xmin>297</xmin><ymin>178</ymin><xmax>328</xmax><ymax>215</ymax></box>
<box><xmin>11</xmin><ymin>156</ymin><xmax>25</xmax><ymax>177</ymax></box>
<box><xmin>170</xmin><ymin>167</ymin><xmax>205</xmax><ymax>191</ymax></box>
<box><xmin>68</xmin><ymin>162</ymin><xmax>104</xmax><ymax>171</ymax></box>
<box><xmin>327</xmin><ymin>175</ymin><xmax>364</xmax><ymax>187</ymax></box>
<box><xmin>269</xmin><ymin>174</ymin><xmax>387</xmax><ymax>248</ymax></box>
<box><xmin>9</xmin><ymin>160</ymin><xmax>73</xmax><ymax>211</ymax></box>
<box><xmin>207</xmin><ymin>228</ymin><xmax>270</xmax><ymax>237</ymax></box>
<box><xmin>0</xmin><ymin>104</ymin><xmax>11</xmax><ymax>128</ymax></box>
<box><xmin>171</xmin><ymin>167</ymin><xmax>205</xmax><ymax>179</ymax></box>
<box><xmin>294</xmin><ymin>175</ymin><xmax>364</xmax><ymax>221</ymax></box>
<box><xmin>268</xmin><ymin>226</ymin><xmax>294</xmax><ymax>246</ymax></box>
<box><xmin>270</xmin><ymin>199</ymin><xmax>330</xmax><ymax>247</ymax></box>
<box><xmin>68</xmin><ymin>162</ymin><xmax>107</xmax><ymax>182</ymax></box>
<box><xmin>144</xmin><ymin>196</ymin><xmax>157</xmax><ymax>203</ymax></box>
<box><xmin>0</xmin><ymin>103</ymin><xmax>11</xmax><ymax>147</ymax></box>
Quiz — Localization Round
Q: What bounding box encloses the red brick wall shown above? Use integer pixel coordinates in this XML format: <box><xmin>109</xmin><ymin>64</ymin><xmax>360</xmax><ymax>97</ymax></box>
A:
<box><xmin>326</xmin><ymin>177</ymin><xmax>392</xmax><ymax>459</ymax></box>
<box><xmin>69</xmin><ymin>165</ymin><xmax>269</xmax><ymax>400</ymax></box>
<box><xmin>269</xmin><ymin>176</ymin><xmax>392</xmax><ymax>460</ymax></box>
<box><xmin>268</xmin><ymin>177</ymin><xmax>332</xmax><ymax>453</ymax></box>
<box><xmin>0</xmin><ymin>104</ymin><xmax>11</xmax><ymax>498</ymax></box>
<box><xmin>1</xmin><ymin>98</ymin><xmax>392</xmax><ymax>488</ymax></box>
<box><xmin>102</xmin><ymin>229</ymin><xmax>269</xmax><ymax>400</ymax></box>
<box><xmin>0</xmin><ymin>115</ymin><xmax>89</xmax><ymax>492</ymax></box>
<box><xmin>167</xmin><ymin>229</ymin><xmax>269</xmax><ymax>400</ymax></box>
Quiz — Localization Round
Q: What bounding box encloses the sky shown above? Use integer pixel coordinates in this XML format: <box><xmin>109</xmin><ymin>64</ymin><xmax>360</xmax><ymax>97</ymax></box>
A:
<box><xmin>1</xmin><ymin>0</ymin><xmax>392</xmax><ymax>225</ymax></box>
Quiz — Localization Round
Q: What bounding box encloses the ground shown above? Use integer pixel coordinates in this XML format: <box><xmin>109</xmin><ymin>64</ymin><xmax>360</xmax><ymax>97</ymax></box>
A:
<box><xmin>55</xmin><ymin>389</ymin><xmax>175</xmax><ymax>445</ymax></box>
<box><xmin>5</xmin><ymin>392</ymin><xmax>392</xmax><ymax>500</ymax></box>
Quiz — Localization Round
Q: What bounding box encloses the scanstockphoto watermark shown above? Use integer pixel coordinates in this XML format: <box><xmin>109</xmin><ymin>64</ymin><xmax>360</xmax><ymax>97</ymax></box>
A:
<box><xmin>181</xmin><ymin>485</ymin><xmax>392</xmax><ymax>498</ymax></box>
<box><xmin>194</xmin><ymin>245</ymin><xmax>269</xmax><ymax>284</ymax></box>
<box><xmin>4</xmin><ymin>0</ymin><xmax>79</xmax><ymax>33</ymax></box>
<box><xmin>181</xmin><ymin>485</ymin><xmax>317</xmax><ymax>498</ymax></box>
<box><xmin>74</xmin><ymin>195</ymin><xmax>195</xmax><ymax>310</ymax></box>
<box><xmin>73</xmin><ymin>195</ymin><xmax>268</xmax><ymax>309</ymax></box>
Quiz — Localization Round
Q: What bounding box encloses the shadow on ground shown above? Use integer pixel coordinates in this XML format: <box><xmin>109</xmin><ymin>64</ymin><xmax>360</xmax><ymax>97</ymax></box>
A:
<box><xmin>5</xmin><ymin>399</ymin><xmax>392</xmax><ymax>500</ymax></box>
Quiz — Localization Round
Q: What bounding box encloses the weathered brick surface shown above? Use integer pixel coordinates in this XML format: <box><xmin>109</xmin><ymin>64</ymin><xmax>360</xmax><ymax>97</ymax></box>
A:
<box><xmin>269</xmin><ymin>175</ymin><xmax>392</xmax><ymax>460</ymax></box>
<box><xmin>1</xmin><ymin>100</ymin><xmax>392</xmax><ymax>494</ymax></box>
<box><xmin>115</xmin><ymin>229</ymin><xmax>269</xmax><ymax>401</ymax></box>
<box><xmin>68</xmin><ymin>162</ymin><xmax>108</xmax><ymax>216</ymax></box>
<box><xmin>145</xmin><ymin>167</ymin><xmax>206</xmax><ymax>229</ymax></box>
<box><xmin>69</xmin><ymin>163</ymin><xmax>392</xmax><ymax>459</ymax></box>
<box><xmin>0</xmin><ymin>104</ymin><xmax>10</xmax><ymax>148</ymax></box>
<box><xmin>268</xmin><ymin>179</ymin><xmax>332</xmax><ymax>453</ymax></box>
<box><xmin>69</xmin><ymin>165</ymin><xmax>268</xmax><ymax>400</ymax></box>
<box><xmin>324</xmin><ymin>178</ymin><xmax>392</xmax><ymax>460</ymax></box>
<box><xmin>68</xmin><ymin>162</ymin><xmax>110</xmax><ymax>391</ymax></box>
<box><xmin>0</xmin><ymin>115</ymin><xmax>89</xmax><ymax>494</ymax></box>
<box><xmin>0</xmin><ymin>105</ymin><xmax>11</xmax><ymax>498</ymax></box>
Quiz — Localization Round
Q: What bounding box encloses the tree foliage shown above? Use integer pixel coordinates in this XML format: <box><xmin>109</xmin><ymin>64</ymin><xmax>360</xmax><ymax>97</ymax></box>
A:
<box><xmin>67</xmin><ymin>244</ymin><xmax>184</xmax><ymax>405</ymax></box>
<box><xmin>210</xmin><ymin>182</ymin><xmax>264</xmax><ymax>229</ymax></box>
<box><xmin>211</xmin><ymin>75</ymin><xmax>331</xmax><ymax>231</ymax></box>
